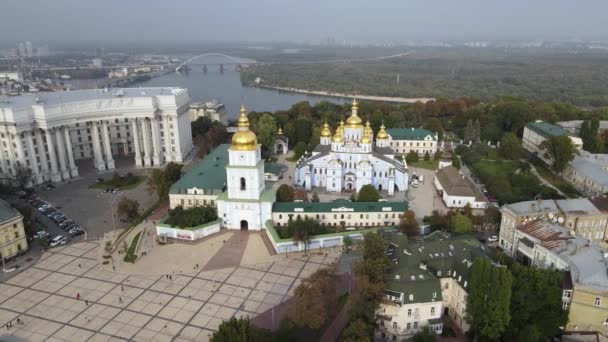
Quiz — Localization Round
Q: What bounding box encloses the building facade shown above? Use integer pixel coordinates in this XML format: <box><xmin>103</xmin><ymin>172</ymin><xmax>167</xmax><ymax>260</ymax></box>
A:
<box><xmin>189</xmin><ymin>100</ymin><xmax>226</xmax><ymax>124</ymax></box>
<box><xmin>0</xmin><ymin>199</ymin><xmax>27</xmax><ymax>259</ymax></box>
<box><xmin>0</xmin><ymin>88</ymin><xmax>193</xmax><ymax>185</ymax></box>
<box><xmin>522</xmin><ymin>121</ymin><xmax>583</xmax><ymax>163</ymax></box>
<box><xmin>295</xmin><ymin>99</ymin><xmax>408</xmax><ymax>195</ymax></box>
<box><xmin>385</xmin><ymin>128</ymin><xmax>438</xmax><ymax>156</ymax></box>
<box><xmin>434</xmin><ymin>165</ymin><xmax>486</xmax><ymax>209</ymax></box>
<box><xmin>563</xmin><ymin>152</ymin><xmax>608</xmax><ymax>197</ymax></box>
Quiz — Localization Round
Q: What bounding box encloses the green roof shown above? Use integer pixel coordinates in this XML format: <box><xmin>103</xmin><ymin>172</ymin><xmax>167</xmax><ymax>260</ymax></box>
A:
<box><xmin>387</xmin><ymin>128</ymin><xmax>435</xmax><ymax>140</ymax></box>
<box><xmin>272</xmin><ymin>200</ymin><xmax>407</xmax><ymax>213</ymax></box>
<box><xmin>384</xmin><ymin>231</ymin><xmax>492</xmax><ymax>304</ymax></box>
<box><xmin>526</xmin><ymin>121</ymin><xmax>569</xmax><ymax>138</ymax></box>
<box><xmin>170</xmin><ymin>144</ymin><xmax>230</xmax><ymax>194</ymax></box>
<box><xmin>0</xmin><ymin>199</ymin><xmax>20</xmax><ymax>224</ymax></box>
<box><xmin>264</xmin><ymin>163</ymin><xmax>284</xmax><ymax>176</ymax></box>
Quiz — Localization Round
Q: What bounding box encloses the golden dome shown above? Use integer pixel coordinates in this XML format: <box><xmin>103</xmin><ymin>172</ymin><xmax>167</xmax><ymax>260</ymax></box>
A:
<box><xmin>345</xmin><ymin>113</ymin><xmax>363</xmax><ymax>128</ymax></box>
<box><xmin>231</xmin><ymin>105</ymin><xmax>257</xmax><ymax>151</ymax></box>
<box><xmin>376</xmin><ymin>123</ymin><xmax>389</xmax><ymax>140</ymax></box>
<box><xmin>277</xmin><ymin>127</ymin><xmax>283</xmax><ymax>135</ymax></box>
<box><xmin>320</xmin><ymin>122</ymin><xmax>332</xmax><ymax>137</ymax></box>
<box><xmin>352</xmin><ymin>98</ymin><xmax>358</xmax><ymax>110</ymax></box>
<box><xmin>364</xmin><ymin>121</ymin><xmax>373</xmax><ymax>135</ymax></box>
<box><xmin>361</xmin><ymin>133</ymin><xmax>371</xmax><ymax>144</ymax></box>
<box><xmin>332</xmin><ymin>127</ymin><xmax>343</xmax><ymax>142</ymax></box>
<box><xmin>336</xmin><ymin>120</ymin><xmax>345</xmax><ymax>134</ymax></box>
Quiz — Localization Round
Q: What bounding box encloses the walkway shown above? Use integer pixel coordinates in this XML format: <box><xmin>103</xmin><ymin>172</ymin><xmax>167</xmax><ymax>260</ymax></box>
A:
<box><xmin>0</xmin><ymin>241</ymin><xmax>340</xmax><ymax>341</ymax></box>
<box><xmin>202</xmin><ymin>232</ymin><xmax>250</xmax><ymax>271</ymax></box>
<box><xmin>525</xmin><ymin>162</ymin><xmax>566</xmax><ymax>197</ymax></box>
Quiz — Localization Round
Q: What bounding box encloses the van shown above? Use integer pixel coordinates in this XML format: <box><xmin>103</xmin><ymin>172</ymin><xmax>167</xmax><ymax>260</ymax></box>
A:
<box><xmin>50</xmin><ymin>235</ymin><xmax>65</xmax><ymax>247</ymax></box>
<box><xmin>418</xmin><ymin>175</ymin><xmax>424</xmax><ymax>184</ymax></box>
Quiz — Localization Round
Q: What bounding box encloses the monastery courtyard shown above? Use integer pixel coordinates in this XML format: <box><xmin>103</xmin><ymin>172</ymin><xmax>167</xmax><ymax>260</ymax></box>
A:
<box><xmin>0</xmin><ymin>235</ymin><xmax>340</xmax><ymax>341</ymax></box>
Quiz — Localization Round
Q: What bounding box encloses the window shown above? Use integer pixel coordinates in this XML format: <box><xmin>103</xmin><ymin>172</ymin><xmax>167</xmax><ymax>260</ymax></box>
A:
<box><xmin>563</xmin><ymin>290</ymin><xmax>572</xmax><ymax>298</ymax></box>
<box><xmin>431</xmin><ymin>307</ymin><xmax>435</xmax><ymax>315</ymax></box>
<box><xmin>413</xmin><ymin>322</ymin><xmax>418</xmax><ymax>329</ymax></box>
<box><xmin>407</xmin><ymin>309</ymin><xmax>411</xmax><ymax>317</ymax></box>
<box><xmin>562</xmin><ymin>302</ymin><xmax>569</xmax><ymax>310</ymax></box>
<box><xmin>595</xmin><ymin>297</ymin><xmax>601</xmax><ymax>306</ymax></box>
<box><xmin>240</xmin><ymin>177</ymin><xmax>246</xmax><ymax>191</ymax></box>
<box><xmin>392</xmin><ymin>322</ymin><xmax>397</xmax><ymax>329</ymax></box>
<box><xmin>406</xmin><ymin>323</ymin><xmax>411</xmax><ymax>330</ymax></box>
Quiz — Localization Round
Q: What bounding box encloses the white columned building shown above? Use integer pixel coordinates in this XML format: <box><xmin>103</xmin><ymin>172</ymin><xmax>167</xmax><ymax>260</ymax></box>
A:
<box><xmin>0</xmin><ymin>87</ymin><xmax>192</xmax><ymax>185</ymax></box>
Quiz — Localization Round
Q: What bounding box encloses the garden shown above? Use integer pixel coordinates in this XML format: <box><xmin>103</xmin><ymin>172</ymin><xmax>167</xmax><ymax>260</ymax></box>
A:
<box><xmin>90</xmin><ymin>172</ymin><xmax>146</xmax><ymax>190</ymax></box>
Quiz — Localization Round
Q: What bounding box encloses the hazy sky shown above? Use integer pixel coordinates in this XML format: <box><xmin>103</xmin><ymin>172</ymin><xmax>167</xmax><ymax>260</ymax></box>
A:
<box><xmin>2</xmin><ymin>0</ymin><xmax>608</xmax><ymax>45</ymax></box>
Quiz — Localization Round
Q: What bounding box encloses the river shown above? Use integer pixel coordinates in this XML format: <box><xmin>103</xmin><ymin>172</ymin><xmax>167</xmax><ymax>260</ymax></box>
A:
<box><xmin>129</xmin><ymin>69</ymin><xmax>347</xmax><ymax>120</ymax></box>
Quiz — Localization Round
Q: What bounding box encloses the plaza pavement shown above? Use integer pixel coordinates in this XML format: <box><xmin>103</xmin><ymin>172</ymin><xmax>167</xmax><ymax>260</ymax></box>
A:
<box><xmin>0</xmin><ymin>240</ymin><xmax>340</xmax><ymax>341</ymax></box>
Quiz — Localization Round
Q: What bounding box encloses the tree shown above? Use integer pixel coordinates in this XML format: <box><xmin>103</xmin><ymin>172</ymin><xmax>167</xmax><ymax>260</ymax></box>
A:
<box><xmin>294</xmin><ymin>188</ymin><xmax>309</xmax><ymax>202</ymax></box>
<box><xmin>413</xmin><ymin>326</ymin><xmax>436</xmax><ymax>342</ymax></box>
<box><xmin>16</xmin><ymin>206</ymin><xmax>34</xmax><ymax>235</ymax></box>
<box><xmin>293</xmin><ymin>268</ymin><xmax>336</xmax><ymax>329</ymax></box>
<box><xmin>540</xmin><ymin>136</ymin><xmax>577</xmax><ymax>172</ymax></box>
<box><xmin>251</xmin><ymin>113</ymin><xmax>277</xmax><ymax>153</ymax></box>
<box><xmin>499</xmin><ymin>132</ymin><xmax>523</xmax><ymax>160</ymax></box>
<box><xmin>473</xmin><ymin>119</ymin><xmax>481</xmax><ymax>142</ymax></box>
<box><xmin>311</xmin><ymin>192</ymin><xmax>320</xmax><ymax>202</ymax></box>
<box><xmin>342</xmin><ymin>318</ymin><xmax>372</xmax><ymax>342</ymax></box>
<box><xmin>451</xmin><ymin>155</ymin><xmax>461</xmax><ymax>169</ymax></box>
<box><xmin>14</xmin><ymin>163</ymin><xmax>32</xmax><ymax>189</ymax></box>
<box><xmin>356</xmin><ymin>232</ymin><xmax>390</xmax><ymax>283</ymax></box>
<box><xmin>293</xmin><ymin>141</ymin><xmax>308</xmax><ymax>159</ymax></box>
<box><xmin>399</xmin><ymin>210</ymin><xmax>419</xmax><ymax>237</ymax></box>
<box><xmin>464</xmin><ymin>119</ymin><xmax>475</xmax><ymax>143</ymax></box>
<box><xmin>428</xmin><ymin>210</ymin><xmax>449</xmax><ymax>231</ymax></box>
<box><xmin>343</xmin><ymin>235</ymin><xmax>353</xmax><ymax>251</ymax></box>
<box><xmin>164</xmin><ymin>162</ymin><xmax>183</xmax><ymax>184</ymax></box>
<box><xmin>357</xmin><ymin>184</ymin><xmax>380</xmax><ymax>202</ymax></box>
<box><xmin>146</xmin><ymin>163</ymin><xmax>183</xmax><ymax>200</ymax></box>
<box><xmin>423</xmin><ymin>151</ymin><xmax>431</xmax><ymax>161</ymax></box>
<box><xmin>452</xmin><ymin>213</ymin><xmax>472</xmax><ymax>234</ymax></box>
<box><xmin>116</xmin><ymin>197</ymin><xmax>139</xmax><ymax>220</ymax></box>
<box><xmin>275</xmin><ymin>184</ymin><xmax>295</xmax><ymax>202</ymax></box>
<box><xmin>210</xmin><ymin>317</ymin><xmax>271</xmax><ymax>342</ymax></box>
<box><xmin>466</xmin><ymin>258</ymin><xmax>512</xmax><ymax>340</ymax></box>
<box><xmin>406</xmin><ymin>150</ymin><xmax>419</xmax><ymax>164</ymax></box>
<box><xmin>292</xmin><ymin>220</ymin><xmax>311</xmax><ymax>253</ymax></box>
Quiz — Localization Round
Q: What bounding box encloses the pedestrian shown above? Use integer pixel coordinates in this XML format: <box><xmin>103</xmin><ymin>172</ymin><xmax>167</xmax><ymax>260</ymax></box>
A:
<box><xmin>113</xmin><ymin>265</ymin><xmax>116</xmax><ymax>271</ymax></box>
<box><xmin>77</xmin><ymin>293</ymin><xmax>80</xmax><ymax>300</ymax></box>
<box><xmin>85</xmin><ymin>317</ymin><xmax>90</xmax><ymax>323</ymax></box>
<box><xmin>169</xmin><ymin>275</ymin><xmax>172</xmax><ymax>281</ymax></box>
<box><xmin>8</xmin><ymin>321</ymin><xmax>11</xmax><ymax>328</ymax></box>
<box><xmin>78</xmin><ymin>263</ymin><xmax>81</xmax><ymax>269</ymax></box>
<box><xmin>121</xmin><ymin>285</ymin><xmax>124</xmax><ymax>291</ymax></box>
<box><xmin>5</xmin><ymin>323</ymin><xmax>9</xmax><ymax>330</ymax></box>
<box><xmin>85</xmin><ymin>300</ymin><xmax>88</xmax><ymax>306</ymax></box>
<box><xmin>119</xmin><ymin>297</ymin><xmax>122</xmax><ymax>304</ymax></box>
<box><xmin>196</xmin><ymin>263</ymin><xmax>199</xmax><ymax>269</ymax></box>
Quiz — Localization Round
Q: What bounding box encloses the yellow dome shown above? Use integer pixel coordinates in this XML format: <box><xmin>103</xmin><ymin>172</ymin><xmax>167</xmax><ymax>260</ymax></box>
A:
<box><xmin>345</xmin><ymin>113</ymin><xmax>363</xmax><ymax>128</ymax></box>
<box><xmin>231</xmin><ymin>105</ymin><xmax>257</xmax><ymax>151</ymax></box>
<box><xmin>361</xmin><ymin>133</ymin><xmax>371</xmax><ymax>144</ymax></box>
<box><xmin>332</xmin><ymin>130</ymin><xmax>343</xmax><ymax>143</ymax></box>
<box><xmin>320</xmin><ymin>122</ymin><xmax>332</xmax><ymax>137</ymax></box>
<box><xmin>376</xmin><ymin>123</ymin><xmax>389</xmax><ymax>140</ymax></box>
<box><xmin>277</xmin><ymin>127</ymin><xmax>283</xmax><ymax>135</ymax></box>
<box><xmin>364</xmin><ymin>121</ymin><xmax>373</xmax><ymax>135</ymax></box>
<box><xmin>352</xmin><ymin>98</ymin><xmax>358</xmax><ymax>110</ymax></box>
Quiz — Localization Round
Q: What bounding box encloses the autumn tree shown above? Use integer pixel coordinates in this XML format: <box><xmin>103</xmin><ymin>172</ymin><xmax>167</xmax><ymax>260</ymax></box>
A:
<box><xmin>275</xmin><ymin>184</ymin><xmax>295</xmax><ymax>202</ymax></box>
<box><xmin>210</xmin><ymin>317</ymin><xmax>271</xmax><ymax>342</ymax></box>
<box><xmin>146</xmin><ymin>162</ymin><xmax>183</xmax><ymax>200</ymax></box>
<box><xmin>356</xmin><ymin>232</ymin><xmax>390</xmax><ymax>283</ymax></box>
<box><xmin>293</xmin><ymin>268</ymin><xmax>336</xmax><ymax>329</ymax></box>
<box><xmin>251</xmin><ymin>113</ymin><xmax>277</xmax><ymax>154</ymax></box>
<box><xmin>342</xmin><ymin>319</ymin><xmax>372</xmax><ymax>342</ymax></box>
<box><xmin>399</xmin><ymin>210</ymin><xmax>419</xmax><ymax>237</ymax></box>
<box><xmin>294</xmin><ymin>188</ymin><xmax>309</xmax><ymax>202</ymax></box>
<box><xmin>116</xmin><ymin>197</ymin><xmax>139</xmax><ymax>220</ymax></box>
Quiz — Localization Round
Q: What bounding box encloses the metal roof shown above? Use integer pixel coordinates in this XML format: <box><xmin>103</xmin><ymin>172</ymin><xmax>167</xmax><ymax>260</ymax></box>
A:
<box><xmin>0</xmin><ymin>199</ymin><xmax>20</xmax><ymax>224</ymax></box>
<box><xmin>526</xmin><ymin>121</ymin><xmax>569</xmax><ymax>138</ymax></box>
<box><xmin>387</xmin><ymin>127</ymin><xmax>435</xmax><ymax>141</ymax></box>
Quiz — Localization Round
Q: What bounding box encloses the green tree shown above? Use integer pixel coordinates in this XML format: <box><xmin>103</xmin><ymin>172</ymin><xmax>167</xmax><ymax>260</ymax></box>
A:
<box><xmin>293</xmin><ymin>141</ymin><xmax>308</xmax><ymax>159</ymax></box>
<box><xmin>473</xmin><ymin>119</ymin><xmax>481</xmax><ymax>142</ymax></box>
<box><xmin>413</xmin><ymin>326</ymin><xmax>436</xmax><ymax>342</ymax></box>
<box><xmin>14</xmin><ymin>163</ymin><xmax>32</xmax><ymax>190</ymax></box>
<box><xmin>452</xmin><ymin>213</ymin><xmax>472</xmax><ymax>234</ymax></box>
<box><xmin>210</xmin><ymin>317</ymin><xmax>271</xmax><ymax>342</ymax></box>
<box><xmin>406</xmin><ymin>150</ymin><xmax>419</xmax><ymax>164</ymax></box>
<box><xmin>357</xmin><ymin>184</ymin><xmax>380</xmax><ymax>202</ymax></box>
<box><xmin>424</xmin><ymin>151</ymin><xmax>431</xmax><ymax>161</ymax></box>
<box><xmin>343</xmin><ymin>235</ymin><xmax>353</xmax><ymax>251</ymax></box>
<box><xmin>451</xmin><ymin>155</ymin><xmax>461</xmax><ymax>169</ymax></box>
<box><xmin>342</xmin><ymin>318</ymin><xmax>372</xmax><ymax>342</ymax></box>
<box><xmin>428</xmin><ymin>210</ymin><xmax>449</xmax><ymax>231</ymax></box>
<box><xmin>399</xmin><ymin>210</ymin><xmax>419</xmax><ymax>237</ymax></box>
<box><xmin>146</xmin><ymin>169</ymin><xmax>169</xmax><ymax>200</ymax></box>
<box><xmin>116</xmin><ymin>197</ymin><xmax>140</xmax><ymax>220</ymax></box>
<box><xmin>466</xmin><ymin>258</ymin><xmax>512</xmax><ymax>340</ymax></box>
<box><xmin>251</xmin><ymin>113</ymin><xmax>277</xmax><ymax>153</ymax></box>
<box><xmin>464</xmin><ymin>119</ymin><xmax>475</xmax><ymax>143</ymax></box>
<box><xmin>275</xmin><ymin>184</ymin><xmax>295</xmax><ymax>202</ymax></box>
<box><xmin>164</xmin><ymin>162</ymin><xmax>183</xmax><ymax>184</ymax></box>
<box><xmin>357</xmin><ymin>232</ymin><xmax>390</xmax><ymax>283</ymax></box>
<box><xmin>499</xmin><ymin>132</ymin><xmax>523</xmax><ymax>160</ymax></box>
<box><xmin>540</xmin><ymin>136</ymin><xmax>577</xmax><ymax>172</ymax></box>
<box><xmin>311</xmin><ymin>192</ymin><xmax>320</xmax><ymax>202</ymax></box>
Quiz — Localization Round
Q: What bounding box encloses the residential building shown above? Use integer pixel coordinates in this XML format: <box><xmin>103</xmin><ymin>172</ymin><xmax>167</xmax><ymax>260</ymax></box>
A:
<box><xmin>433</xmin><ymin>165</ymin><xmax>486</xmax><ymax>209</ymax></box>
<box><xmin>502</xmin><ymin>218</ymin><xmax>608</xmax><ymax>336</ymax></box>
<box><xmin>0</xmin><ymin>88</ymin><xmax>193</xmax><ymax>185</ymax></box>
<box><xmin>272</xmin><ymin>200</ymin><xmax>406</xmax><ymax>230</ymax></box>
<box><xmin>189</xmin><ymin>100</ymin><xmax>226</xmax><ymax>124</ymax></box>
<box><xmin>385</xmin><ymin>127</ymin><xmax>438</xmax><ymax>156</ymax></box>
<box><xmin>563</xmin><ymin>151</ymin><xmax>608</xmax><ymax>197</ymax></box>
<box><xmin>498</xmin><ymin>199</ymin><xmax>608</xmax><ymax>253</ymax></box>
<box><xmin>376</xmin><ymin>232</ymin><xmax>492</xmax><ymax>341</ymax></box>
<box><xmin>295</xmin><ymin>100</ymin><xmax>408</xmax><ymax>195</ymax></box>
<box><xmin>0</xmin><ymin>199</ymin><xmax>27</xmax><ymax>259</ymax></box>
<box><xmin>522</xmin><ymin>121</ymin><xmax>583</xmax><ymax>163</ymax></box>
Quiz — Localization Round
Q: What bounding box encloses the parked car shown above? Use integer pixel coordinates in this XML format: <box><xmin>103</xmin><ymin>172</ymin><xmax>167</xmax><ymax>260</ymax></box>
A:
<box><xmin>49</xmin><ymin>235</ymin><xmax>65</xmax><ymax>247</ymax></box>
<box><xmin>59</xmin><ymin>220</ymin><xmax>74</xmax><ymax>228</ymax></box>
<box><xmin>33</xmin><ymin>231</ymin><xmax>50</xmax><ymax>239</ymax></box>
<box><xmin>44</xmin><ymin>184</ymin><xmax>55</xmax><ymax>189</ymax></box>
<box><xmin>69</xmin><ymin>228</ymin><xmax>84</xmax><ymax>236</ymax></box>
<box><xmin>487</xmin><ymin>235</ymin><xmax>499</xmax><ymax>242</ymax></box>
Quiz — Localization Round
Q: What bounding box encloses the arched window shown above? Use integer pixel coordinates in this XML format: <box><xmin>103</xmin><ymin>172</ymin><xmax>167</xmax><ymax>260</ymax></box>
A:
<box><xmin>240</xmin><ymin>177</ymin><xmax>246</xmax><ymax>191</ymax></box>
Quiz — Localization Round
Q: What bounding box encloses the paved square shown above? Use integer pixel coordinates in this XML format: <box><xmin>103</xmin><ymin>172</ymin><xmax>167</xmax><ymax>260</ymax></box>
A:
<box><xmin>0</xmin><ymin>241</ymin><xmax>339</xmax><ymax>341</ymax></box>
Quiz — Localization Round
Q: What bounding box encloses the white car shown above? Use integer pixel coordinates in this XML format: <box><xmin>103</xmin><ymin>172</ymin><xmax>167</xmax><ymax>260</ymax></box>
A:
<box><xmin>49</xmin><ymin>235</ymin><xmax>66</xmax><ymax>247</ymax></box>
<box><xmin>487</xmin><ymin>235</ymin><xmax>499</xmax><ymax>243</ymax></box>
<box><xmin>33</xmin><ymin>231</ymin><xmax>49</xmax><ymax>239</ymax></box>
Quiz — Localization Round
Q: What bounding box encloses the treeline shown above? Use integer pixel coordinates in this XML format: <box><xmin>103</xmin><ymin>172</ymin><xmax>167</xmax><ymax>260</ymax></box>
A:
<box><xmin>242</xmin><ymin>49</ymin><xmax>608</xmax><ymax>106</ymax></box>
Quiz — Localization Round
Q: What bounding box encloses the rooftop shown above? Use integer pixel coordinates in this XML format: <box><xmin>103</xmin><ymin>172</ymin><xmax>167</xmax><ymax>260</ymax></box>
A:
<box><xmin>0</xmin><ymin>87</ymin><xmax>187</xmax><ymax>109</ymax></box>
<box><xmin>386</xmin><ymin>127</ymin><xmax>435</xmax><ymax>141</ymax></box>
<box><xmin>272</xmin><ymin>199</ymin><xmax>407</xmax><ymax>213</ymax></box>
<box><xmin>526</xmin><ymin>121</ymin><xmax>569</xmax><ymax>138</ymax></box>
<box><xmin>555</xmin><ymin>198</ymin><xmax>603</xmax><ymax>216</ymax></box>
<box><xmin>0</xmin><ymin>199</ymin><xmax>21</xmax><ymax>224</ymax></box>
<box><xmin>568</xmin><ymin>152</ymin><xmax>608</xmax><ymax>187</ymax></box>
<box><xmin>384</xmin><ymin>231</ymin><xmax>492</xmax><ymax>304</ymax></box>
<box><xmin>435</xmin><ymin>166</ymin><xmax>483</xmax><ymax>200</ymax></box>
<box><xmin>502</xmin><ymin>199</ymin><xmax>559</xmax><ymax>215</ymax></box>
<box><xmin>170</xmin><ymin>144</ymin><xmax>230</xmax><ymax>194</ymax></box>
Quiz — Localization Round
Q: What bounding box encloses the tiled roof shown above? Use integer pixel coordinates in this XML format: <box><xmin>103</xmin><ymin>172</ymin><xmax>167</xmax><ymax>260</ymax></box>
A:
<box><xmin>387</xmin><ymin>128</ymin><xmax>435</xmax><ymax>141</ymax></box>
<box><xmin>435</xmin><ymin>166</ymin><xmax>483</xmax><ymax>200</ymax></box>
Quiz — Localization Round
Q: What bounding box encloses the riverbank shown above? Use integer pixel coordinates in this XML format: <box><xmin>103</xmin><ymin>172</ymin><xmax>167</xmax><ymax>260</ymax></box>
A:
<box><xmin>251</xmin><ymin>85</ymin><xmax>435</xmax><ymax>104</ymax></box>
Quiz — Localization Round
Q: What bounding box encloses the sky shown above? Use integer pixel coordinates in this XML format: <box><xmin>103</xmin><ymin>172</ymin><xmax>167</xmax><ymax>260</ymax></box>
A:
<box><xmin>1</xmin><ymin>0</ymin><xmax>608</xmax><ymax>45</ymax></box>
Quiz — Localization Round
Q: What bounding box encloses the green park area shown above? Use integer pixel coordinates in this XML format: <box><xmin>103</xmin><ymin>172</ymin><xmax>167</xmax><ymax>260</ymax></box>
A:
<box><xmin>89</xmin><ymin>172</ymin><xmax>146</xmax><ymax>190</ymax></box>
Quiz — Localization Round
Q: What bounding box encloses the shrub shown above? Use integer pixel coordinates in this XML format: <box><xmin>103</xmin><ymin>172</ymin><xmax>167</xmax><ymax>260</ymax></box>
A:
<box><xmin>165</xmin><ymin>205</ymin><xmax>218</xmax><ymax>228</ymax></box>
<box><xmin>123</xmin><ymin>232</ymin><xmax>141</xmax><ymax>263</ymax></box>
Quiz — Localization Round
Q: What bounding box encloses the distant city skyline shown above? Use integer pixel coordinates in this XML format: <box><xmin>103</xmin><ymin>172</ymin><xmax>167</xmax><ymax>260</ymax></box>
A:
<box><xmin>1</xmin><ymin>0</ymin><xmax>608</xmax><ymax>46</ymax></box>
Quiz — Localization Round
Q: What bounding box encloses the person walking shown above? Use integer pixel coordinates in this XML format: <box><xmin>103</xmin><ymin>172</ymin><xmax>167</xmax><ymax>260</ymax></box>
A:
<box><xmin>76</xmin><ymin>293</ymin><xmax>80</xmax><ymax>300</ymax></box>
